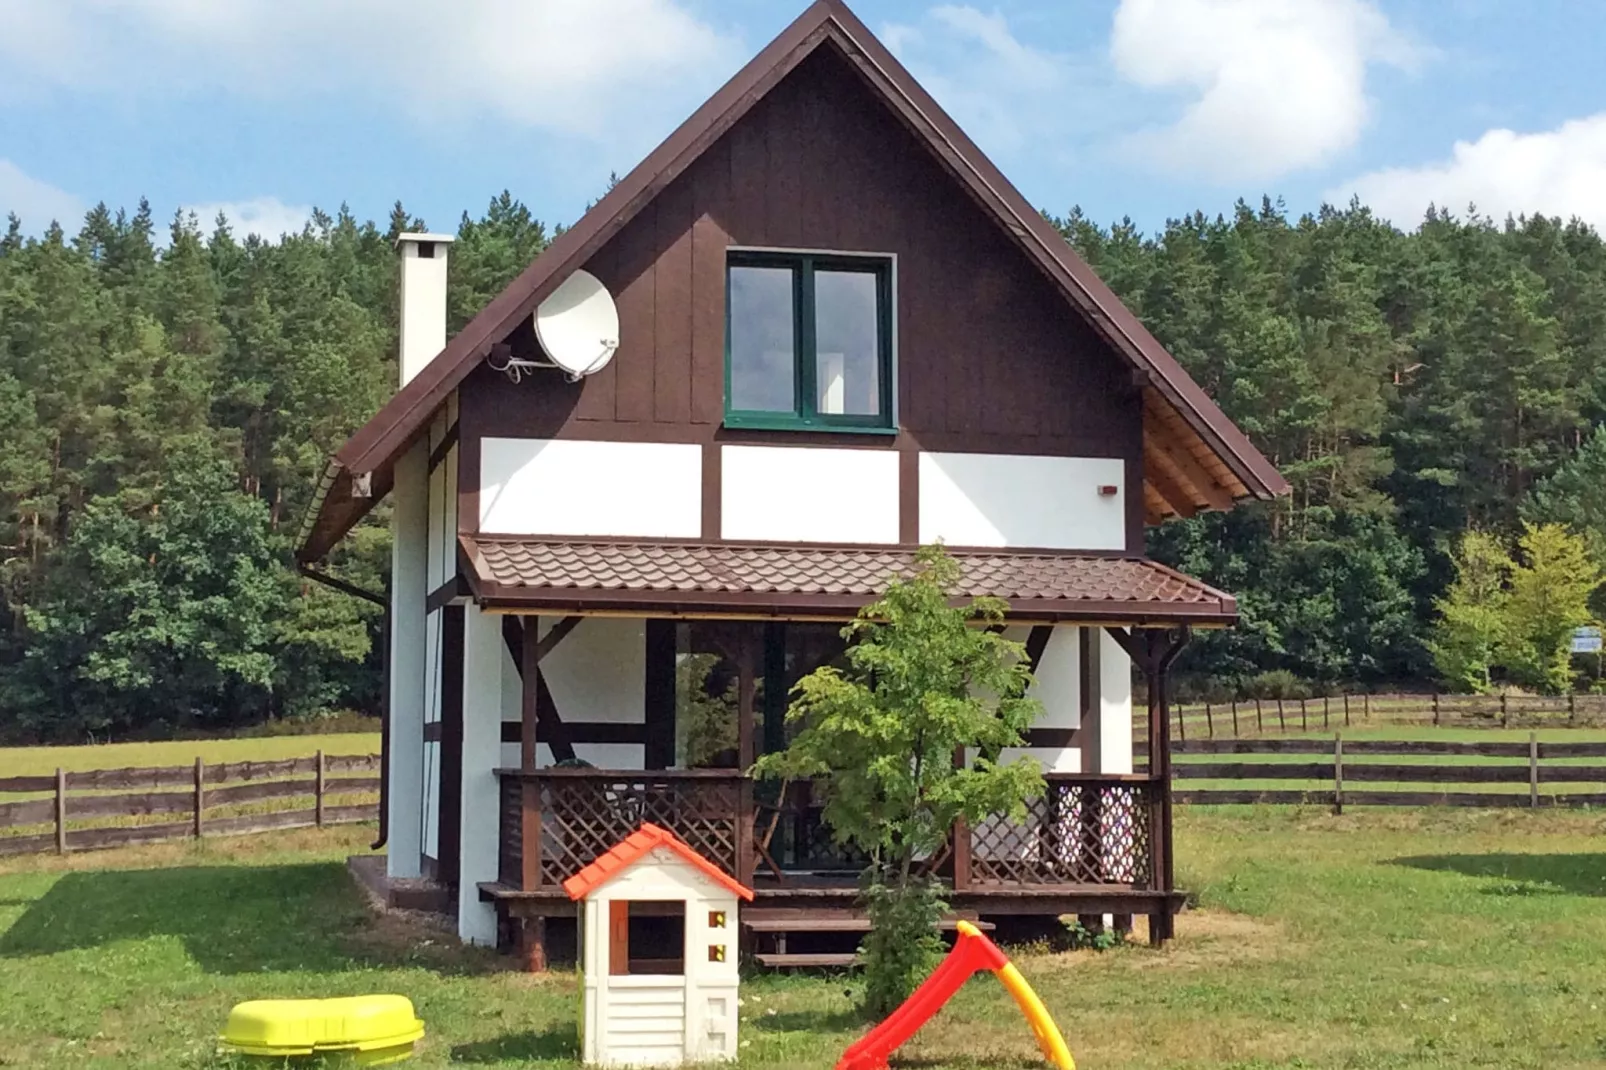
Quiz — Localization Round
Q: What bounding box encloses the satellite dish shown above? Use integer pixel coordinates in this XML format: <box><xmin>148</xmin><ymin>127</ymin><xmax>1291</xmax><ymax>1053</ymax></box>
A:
<box><xmin>534</xmin><ymin>270</ymin><xmax>619</xmax><ymax>378</ymax></box>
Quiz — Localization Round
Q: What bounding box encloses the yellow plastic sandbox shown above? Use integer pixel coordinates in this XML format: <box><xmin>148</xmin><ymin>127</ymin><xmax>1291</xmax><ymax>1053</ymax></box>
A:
<box><xmin>221</xmin><ymin>995</ymin><xmax>424</xmax><ymax>1065</ymax></box>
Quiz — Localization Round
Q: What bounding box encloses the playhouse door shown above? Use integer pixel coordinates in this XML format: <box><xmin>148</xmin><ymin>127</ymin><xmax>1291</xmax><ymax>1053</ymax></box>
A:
<box><xmin>602</xmin><ymin>976</ymin><xmax>687</xmax><ymax>1066</ymax></box>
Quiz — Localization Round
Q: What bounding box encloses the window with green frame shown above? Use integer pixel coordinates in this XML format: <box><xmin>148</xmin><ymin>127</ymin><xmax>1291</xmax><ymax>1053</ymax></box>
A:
<box><xmin>724</xmin><ymin>251</ymin><xmax>894</xmax><ymax>430</ymax></box>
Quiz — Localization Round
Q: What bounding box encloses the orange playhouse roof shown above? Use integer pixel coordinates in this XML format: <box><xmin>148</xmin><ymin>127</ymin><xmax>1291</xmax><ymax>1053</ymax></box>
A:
<box><xmin>561</xmin><ymin>823</ymin><xmax>756</xmax><ymax>902</ymax></box>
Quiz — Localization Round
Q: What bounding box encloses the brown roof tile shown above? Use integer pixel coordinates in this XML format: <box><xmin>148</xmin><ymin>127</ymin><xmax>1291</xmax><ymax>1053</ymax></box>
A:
<box><xmin>461</xmin><ymin>538</ymin><xmax>1236</xmax><ymax>623</ymax></box>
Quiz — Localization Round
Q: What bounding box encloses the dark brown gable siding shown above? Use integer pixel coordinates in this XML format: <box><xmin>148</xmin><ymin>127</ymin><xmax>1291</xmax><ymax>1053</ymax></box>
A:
<box><xmin>458</xmin><ymin>43</ymin><xmax>1138</xmax><ymax>469</ymax></box>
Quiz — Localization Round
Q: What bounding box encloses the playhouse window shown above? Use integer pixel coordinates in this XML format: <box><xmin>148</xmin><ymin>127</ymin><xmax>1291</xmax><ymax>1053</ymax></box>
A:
<box><xmin>608</xmin><ymin>900</ymin><xmax>686</xmax><ymax>976</ymax></box>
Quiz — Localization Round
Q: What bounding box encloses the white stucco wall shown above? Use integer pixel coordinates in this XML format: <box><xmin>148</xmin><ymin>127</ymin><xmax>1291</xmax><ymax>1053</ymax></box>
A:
<box><xmin>721</xmin><ymin>445</ymin><xmax>899</xmax><ymax>544</ymax></box>
<box><xmin>458</xmin><ymin>604</ymin><xmax>505</xmax><ymax>946</ymax></box>
<box><xmin>479</xmin><ymin>438</ymin><xmax>702</xmax><ymax>538</ymax></box>
<box><xmin>918</xmin><ymin>452</ymin><xmax>1126</xmax><ymax>550</ymax></box>
<box><xmin>498</xmin><ymin>617</ymin><xmax>648</xmax><ymax>772</ymax></box>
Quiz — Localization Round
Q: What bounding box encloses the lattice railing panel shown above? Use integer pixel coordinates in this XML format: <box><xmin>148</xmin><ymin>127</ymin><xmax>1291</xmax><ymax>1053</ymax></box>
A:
<box><xmin>533</xmin><ymin>773</ymin><xmax>743</xmax><ymax>887</ymax></box>
<box><xmin>782</xmin><ymin>807</ymin><xmax>870</xmax><ymax>873</ymax></box>
<box><xmin>968</xmin><ymin>778</ymin><xmax>1155</xmax><ymax>888</ymax></box>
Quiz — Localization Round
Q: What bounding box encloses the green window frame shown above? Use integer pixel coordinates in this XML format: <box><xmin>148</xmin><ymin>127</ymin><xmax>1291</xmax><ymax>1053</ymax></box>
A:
<box><xmin>724</xmin><ymin>251</ymin><xmax>895</xmax><ymax>432</ymax></box>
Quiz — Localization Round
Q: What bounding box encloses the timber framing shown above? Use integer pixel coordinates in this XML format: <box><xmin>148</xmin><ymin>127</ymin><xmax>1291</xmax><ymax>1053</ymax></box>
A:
<box><xmin>294</xmin><ymin>0</ymin><xmax>1285</xmax><ymax>564</ymax></box>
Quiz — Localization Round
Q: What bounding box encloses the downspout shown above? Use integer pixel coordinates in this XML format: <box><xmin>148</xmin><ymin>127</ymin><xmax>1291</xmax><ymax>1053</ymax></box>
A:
<box><xmin>375</xmin><ymin>575</ymin><xmax>392</xmax><ymax>850</ymax></box>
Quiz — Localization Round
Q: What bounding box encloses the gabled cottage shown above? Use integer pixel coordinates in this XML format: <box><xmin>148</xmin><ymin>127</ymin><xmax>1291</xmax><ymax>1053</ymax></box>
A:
<box><xmin>296</xmin><ymin>0</ymin><xmax>1287</xmax><ymax>962</ymax></box>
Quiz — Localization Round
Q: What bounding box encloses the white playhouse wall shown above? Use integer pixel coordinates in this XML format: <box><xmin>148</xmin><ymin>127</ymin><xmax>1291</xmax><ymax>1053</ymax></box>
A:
<box><xmin>578</xmin><ymin>849</ymin><xmax>742</xmax><ymax>1066</ymax></box>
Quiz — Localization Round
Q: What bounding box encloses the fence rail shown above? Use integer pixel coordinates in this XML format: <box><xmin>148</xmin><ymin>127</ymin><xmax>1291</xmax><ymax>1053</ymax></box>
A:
<box><xmin>1163</xmin><ymin>734</ymin><xmax>1606</xmax><ymax>809</ymax></box>
<box><xmin>1159</xmin><ymin>691</ymin><xmax>1606</xmax><ymax>741</ymax></box>
<box><xmin>0</xmin><ymin>751</ymin><xmax>380</xmax><ymax>857</ymax></box>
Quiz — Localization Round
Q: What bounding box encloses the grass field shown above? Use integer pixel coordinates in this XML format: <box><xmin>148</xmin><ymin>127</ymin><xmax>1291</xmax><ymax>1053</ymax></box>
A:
<box><xmin>1</xmin><ymin>808</ymin><xmax>1602</xmax><ymax>1068</ymax></box>
<box><xmin>0</xmin><ymin>734</ymin><xmax>383</xmax><ymax>779</ymax></box>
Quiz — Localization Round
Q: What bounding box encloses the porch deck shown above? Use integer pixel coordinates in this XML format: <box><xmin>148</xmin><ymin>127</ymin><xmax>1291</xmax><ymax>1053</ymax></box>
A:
<box><xmin>484</xmin><ymin>766</ymin><xmax>1181</xmax><ymax>962</ymax></box>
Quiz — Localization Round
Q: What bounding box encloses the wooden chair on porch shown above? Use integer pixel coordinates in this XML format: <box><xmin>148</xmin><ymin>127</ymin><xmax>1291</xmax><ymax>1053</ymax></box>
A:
<box><xmin>752</xmin><ymin>777</ymin><xmax>792</xmax><ymax>884</ymax></box>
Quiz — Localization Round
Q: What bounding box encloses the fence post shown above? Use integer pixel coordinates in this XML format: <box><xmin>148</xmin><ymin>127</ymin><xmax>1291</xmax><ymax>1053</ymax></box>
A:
<box><xmin>1432</xmin><ymin>691</ymin><xmax>1440</xmax><ymax>726</ymax></box>
<box><xmin>1175</xmin><ymin>703</ymin><xmax>1186</xmax><ymax>743</ymax></box>
<box><xmin>54</xmin><ymin>767</ymin><xmax>67</xmax><ymax>854</ymax></box>
<box><xmin>1568</xmin><ymin>693</ymin><xmax>1577</xmax><ymax>726</ymax></box>
<box><xmin>1276</xmin><ymin>697</ymin><xmax>1286</xmax><ymax>731</ymax></box>
<box><xmin>193</xmin><ymin>757</ymin><xmax>205</xmax><ymax>840</ymax></box>
<box><xmin>1500</xmin><ymin>693</ymin><xmax>1509</xmax><ymax>729</ymax></box>
<box><xmin>1205</xmin><ymin>702</ymin><xmax>1214</xmax><ymax>739</ymax></box>
<box><xmin>1332</xmin><ymin>733</ymin><xmax>1343</xmax><ymax>816</ymax></box>
<box><xmin>1255</xmin><ymin>697</ymin><xmax>1264</xmax><ymax>731</ymax></box>
<box><xmin>1529</xmin><ymin>731</ymin><xmax>1539</xmax><ymax>809</ymax></box>
<box><xmin>1363</xmin><ymin>692</ymin><xmax>1370</xmax><ymax>721</ymax></box>
<box><xmin>1300</xmin><ymin>697</ymin><xmax>1308</xmax><ymax>730</ymax></box>
<box><xmin>1323</xmin><ymin>695</ymin><xmax>1330</xmax><ymax>729</ymax></box>
<box><xmin>315</xmin><ymin>749</ymin><xmax>326</xmax><ymax>828</ymax></box>
<box><xmin>1231</xmin><ymin>699</ymin><xmax>1239</xmax><ymax>737</ymax></box>
<box><xmin>1343</xmin><ymin>692</ymin><xmax>1351</xmax><ymax>726</ymax></box>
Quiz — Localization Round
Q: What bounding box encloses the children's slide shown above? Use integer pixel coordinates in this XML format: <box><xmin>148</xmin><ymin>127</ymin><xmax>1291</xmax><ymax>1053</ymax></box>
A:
<box><xmin>835</xmin><ymin>920</ymin><xmax>1075</xmax><ymax>1070</ymax></box>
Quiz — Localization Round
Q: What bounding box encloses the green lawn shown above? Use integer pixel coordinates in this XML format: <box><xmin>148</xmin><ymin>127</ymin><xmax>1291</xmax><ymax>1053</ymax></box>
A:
<box><xmin>0</xmin><ymin>734</ymin><xmax>382</xmax><ymax>779</ymax></box>
<box><xmin>1</xmin><ymin>809</ymin><xmax>1603</xmax><ymax>1068</ymax></box>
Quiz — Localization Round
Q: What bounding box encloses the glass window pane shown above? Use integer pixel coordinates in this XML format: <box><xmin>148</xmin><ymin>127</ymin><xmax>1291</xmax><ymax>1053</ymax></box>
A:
<box><xmin>728</xmin><ymin>265</ymin><xmax>795</xmax><ymax>413</ymax></box>
<box><xmin>813</xmin><ymin>269</ymin><xmax>882</xmax><ymax>417</ymax></box>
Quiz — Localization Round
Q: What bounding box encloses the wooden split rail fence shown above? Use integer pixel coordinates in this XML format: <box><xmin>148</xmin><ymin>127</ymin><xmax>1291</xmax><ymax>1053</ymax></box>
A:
<box><xmin>1163</xmin><ymin>736</ymin><xmax>1606</xmax><ymax>809</ymax></box>
<box><xmin>1164</xmin><ymin>692</ymin><xmax>1606</xmax><ymax>740</ymax></box>
<box><xmin>0</xmin><ymin>751</ymin><xmax>381</xmax><ymax>857</ymax></box>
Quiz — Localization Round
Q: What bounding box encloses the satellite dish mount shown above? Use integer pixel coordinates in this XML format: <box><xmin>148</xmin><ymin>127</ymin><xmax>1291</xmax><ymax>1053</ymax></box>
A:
<box><xmin>490</xmin><ymin>270</ymin><xmax>620</xmax><ymax>384</ymax></box>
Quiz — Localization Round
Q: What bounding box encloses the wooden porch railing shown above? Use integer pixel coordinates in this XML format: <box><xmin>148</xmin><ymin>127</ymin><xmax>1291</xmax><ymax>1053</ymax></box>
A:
<box><xmin>959</xmin><ymin>774</ymin><xmax>1160</xmax><ymax>890</ymax></box>
<box><xmin>496</xmin><ymin>769</ymin><xmax>1166</xmax><ymax>897</ymax></box>
<box><xmin>496</xmin><ymin>768</ymin><xmax>748</xmax><ymax>889</ymax></box>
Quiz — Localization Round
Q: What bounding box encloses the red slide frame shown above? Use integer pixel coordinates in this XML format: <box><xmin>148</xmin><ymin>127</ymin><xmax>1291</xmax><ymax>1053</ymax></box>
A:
<box><xmin>835</xmin><ymin>927</ymin><xmax>1011</xmax><ymax>1070</ymax></box>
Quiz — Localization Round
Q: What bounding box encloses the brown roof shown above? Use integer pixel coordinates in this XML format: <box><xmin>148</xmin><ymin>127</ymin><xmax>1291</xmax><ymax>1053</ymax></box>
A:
<box><xmin>295</xmin><ymin>0</ymin><xmax>1287</xmax><ymax>563</ymax></box>
<box><xmin>461</xmin><ymin>537</ymin><xmax>1237</xmax><ymax>625</ymax></box>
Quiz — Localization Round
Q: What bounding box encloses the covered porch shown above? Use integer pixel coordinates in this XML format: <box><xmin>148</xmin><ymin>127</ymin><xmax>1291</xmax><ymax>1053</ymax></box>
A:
<box><xmin>445</xmin><ymin>537</ymin><xmax>1212</xmax><ymax>966</ymax></box>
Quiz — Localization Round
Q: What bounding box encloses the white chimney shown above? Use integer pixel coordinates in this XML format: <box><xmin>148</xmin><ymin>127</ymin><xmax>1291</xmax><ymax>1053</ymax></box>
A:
<box><xmin>386</xmin><ymin>231</ymin><xmax>452</xmax><ymax>881</ymax></box>
<box><xmin>395</xmin><ymin>232</ymin><xmax>455</xmax><ymax>385</ymax></box>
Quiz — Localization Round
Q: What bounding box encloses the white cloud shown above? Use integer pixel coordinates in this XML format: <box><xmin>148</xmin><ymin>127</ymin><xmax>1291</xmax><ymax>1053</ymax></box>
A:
<box><xmin>184</xmin><ymin>197</ymin><xmax>314</xmax><ymax>242</ymax></box>
<box><xmin>0</xmin><ymin>160</ymin><xmax>84</xmax><ymax>230</ymax></box>
<box><xmin>1110</xmin><ymin>0</ymin><xmax>1423</xmax><ymax>182</ymax></box>
<box><xmin>1329</xmin><ymin>114</ymin><xmax>1606</xmax><ymax>231</ymax></box>
<box><xmin>0</xmin><ymin>0</ymin><xmax>742</xmax><ymax>140</ymax></box>
<box><xmin>883</xmin><ymin>6</ymin><xmax>1085</xmax><ymax>158</ymax></box>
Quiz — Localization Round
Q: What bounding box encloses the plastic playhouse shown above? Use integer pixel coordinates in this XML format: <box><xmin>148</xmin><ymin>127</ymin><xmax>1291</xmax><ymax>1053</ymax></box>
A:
<box><xmin>563</xmin><ymin>822</ymin><xmax>755</xmax><ymax>1067</ymax></box>
<box><xmin>220</xmin><ymin>994</ymin><xmax>425</xmax><ymax>1065</ymax></box>
<box><xmin>837</xmin><ymin>920</ymin><xmax>1075</xmax><ymax>1070</ymax></box>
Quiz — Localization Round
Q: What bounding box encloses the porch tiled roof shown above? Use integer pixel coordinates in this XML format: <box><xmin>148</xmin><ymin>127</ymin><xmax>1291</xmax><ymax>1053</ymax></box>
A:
<box><xmin>461</xmin><ymin>537</ymin><xmax>1237</xmax><ymax>623</ymax></box>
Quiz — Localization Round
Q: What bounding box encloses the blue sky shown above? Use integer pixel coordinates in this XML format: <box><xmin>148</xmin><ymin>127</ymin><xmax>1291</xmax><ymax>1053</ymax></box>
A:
<box><xmin>3</xmin><ymin>0</ymin><xmax>1605</xmax><ymax>242</ymax></box>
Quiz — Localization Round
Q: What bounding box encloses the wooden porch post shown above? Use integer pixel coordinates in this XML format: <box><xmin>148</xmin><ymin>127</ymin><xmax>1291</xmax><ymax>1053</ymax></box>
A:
<box><xmin>952</xmin><ymin>746</ymin><xmax>972</xmax><ymax>892</ymax></box>
<box><xmin>1144</xmin><ymin>632</ymin><xmax>1169</xmax><ymax>946</ymax></box>
<box><xmin>1107</xmin><ymin>625</ymin><xmax>1188</xmax><ymax>948</ymax></box>
<box><xmin>519</xmin><ymin>618</ymin><xmax>546</xmax><ymax>971</ymax></box>
<box><xmin>736</xmin><ymin>631</ymin><xmax>757</xmax><ymax>887</ymax></box>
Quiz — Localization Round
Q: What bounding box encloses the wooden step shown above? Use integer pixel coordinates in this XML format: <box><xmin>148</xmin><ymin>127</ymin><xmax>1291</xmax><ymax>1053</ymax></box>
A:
<box><xmin>742</xmin><ymin>911</ymin><xmax>993</xmax><ymax>933</ymax></box>
<box><xmin>753</xmin><ymin>952</ymin><xmax>860</xmax><ymax>968</ymax></box>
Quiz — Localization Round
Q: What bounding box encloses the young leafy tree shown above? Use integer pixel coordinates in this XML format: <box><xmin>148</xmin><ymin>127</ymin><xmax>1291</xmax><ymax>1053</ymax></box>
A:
<box><xmin>1502</xmin><ymin>522</ymin><xmax>1601</xmax><ymax>693</ymax></box>
<box><xmin>1428</xmin><ymin>531</ymin><xmax>1513</xmax><ymax>693</ymax></box>
<box><xmin>753</xmin><ymin>545</ymin><xmax>1043</xmax><ymax>1015</ymax></box>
